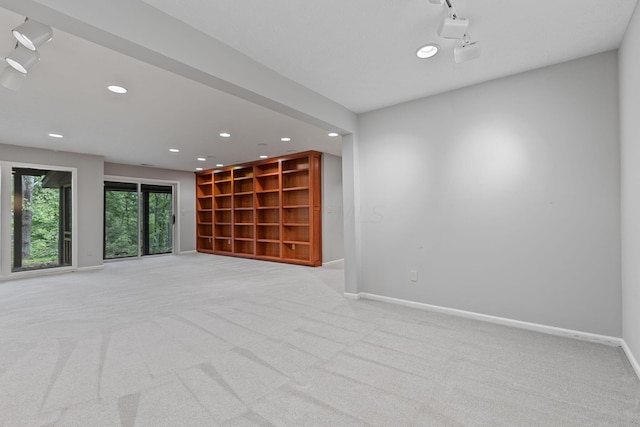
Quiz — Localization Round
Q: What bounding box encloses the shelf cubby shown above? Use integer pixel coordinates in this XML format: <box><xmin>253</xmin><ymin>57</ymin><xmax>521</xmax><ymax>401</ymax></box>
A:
<box><xmin>234</xmin><ymin>224</ymin><xmax>254</xmax><ymax>239</ymax></box>
<box><xmin>257</xmin><ymin>208</ymin><xmax>279</xmax><ymax>224</ymax></box>
<box><xmin>214</xmin><ymin>238</ymin><xmax>232</xmax><ymax>252</ymax></box>
<box><xmin>234</xmin><ymin>239</ymin><xmax>254</xmax><ymax>255</ymax></box>
<box><xmin>282</xmin><ymin>242</ymin><xmax>310</xmax><ymax>262</ymax></box>
<box><xmin>214</xmin><ymin>196</ymin><xmax>232</xmax><ymax>210</ymax></box>
<box><xmin>197</xmin><ymin>210</ymin><xmax>213</xmax><ymax>224</ymax></box>
<box><xmin>256</xmin><ymin>162</ymin><xmax>280</xmax><ymax>176</ymax></box>
<box><xmin>283</xmin><ymin>225</ymin><xmax>309</xmax><ymax>243</ymax></box>
<box><xmin>283</xmin><ymin>207</ymin><xmax>309</xmax><ymax>224</ymax></box>
<box><xmin>256</xmin><ymin>241</ymin><xmax>280</xmax><ymax>258</ymax></box>
<box><xmin>214</xmin><ymin>210</ymin><xmax>232</xmax><ymax>224</ymax></box>
<box><xmin>257</xmin><ymin>224</ymin><xmax>280</xmax><ymax>241</ymax></box>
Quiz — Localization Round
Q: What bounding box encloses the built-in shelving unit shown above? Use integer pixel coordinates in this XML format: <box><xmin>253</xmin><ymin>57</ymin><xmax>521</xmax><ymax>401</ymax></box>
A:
<box><xmin>195</xmin><ymin>151</ymin><xmax>321</xmax><ymax>266</ymax></box>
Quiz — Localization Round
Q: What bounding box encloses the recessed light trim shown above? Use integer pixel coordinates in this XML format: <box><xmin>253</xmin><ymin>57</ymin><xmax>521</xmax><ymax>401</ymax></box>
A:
<box><xmin>416</xmin><ymin>44</ymin><xmax>439</xmax><ymax>59</ymax></box>
<box><xmin>328</xmin><ymin>132</ymin><xmax>339</xmax><ymax>137</ymax></box>
<box><xmin>219</xmin><ymin>132</ymin><xmax>231</xmax><ymax>138</ymax></box>
<box><xmin>169</xmin><ymin>148</ymin><xmax>180</xmax><ymax>153</ymax></box>
<box><xmin>281</xmin><ymin>137</ymin><xmax>291</xmax><ymax>142</ymax></box>
<box><xmin>48</xmin><ymin>133</ymin><xmax>63</xmax><ymax>138</ymax></box>
<box><xmin>216</xmin><ymin>163</ymin><xmax>224</xmax><ymax>167</ymax></box>
<box><xmin>108</xmin><ymin>85</ymin><xmax>128</xmax><ymax>94</ymax></box>
<box><xmin>196</xmin><ymin>167</ymin><xmax>203</xmax><ymax>171</ymax></box>
<box><xmin>197</xmin><ymin>157</ymin><xmax>206</xmax><ymax>161</ymax></box>
<box><xmin>259</xmin><ymin>155</ymin><xmax>268</xmax><ymax>159</ymax></box>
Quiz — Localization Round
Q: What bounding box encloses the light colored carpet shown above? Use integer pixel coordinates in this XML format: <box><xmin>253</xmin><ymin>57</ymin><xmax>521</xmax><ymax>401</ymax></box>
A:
<box><xmin>0</xmin><ymin>253</ymin><xmax>638</xmax><ymax>426</ymax></box>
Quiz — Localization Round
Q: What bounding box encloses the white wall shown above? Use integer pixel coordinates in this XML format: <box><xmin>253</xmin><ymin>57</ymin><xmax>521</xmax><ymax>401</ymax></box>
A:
<box><xmin>322</xmin><ymin>154</ymin><xmax>344</xmax><ymax>262</ymax></box>
<box><xmin>0</xmin><ymin>143</ymin><xmax>104</xmax><ymax>270</ymax></box>
<box><xmin>356</xmin><ymin>51</ymin><xmax>621</xmax><ymax>336</ymax></box>
<box><xmin>620</xmin><ymin>3</ymin><xmax>640</xmax><ymax>365</ymax></box>
<box><xmin>103</xmin><ymin>163</ymin><xmax>196</xmax><ymax>253</ymax></box>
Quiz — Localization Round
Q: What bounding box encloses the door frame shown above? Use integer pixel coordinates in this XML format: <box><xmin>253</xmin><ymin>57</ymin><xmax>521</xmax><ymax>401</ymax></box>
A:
<box><xmin>103</xmin><ymin>175</ymin><xmax>179</xmax><ymax>260</ymax></box>
<box><xmin>0</xmin><ymin>161</ymin><xmax>78</xmax><ymax>279</ymax></box>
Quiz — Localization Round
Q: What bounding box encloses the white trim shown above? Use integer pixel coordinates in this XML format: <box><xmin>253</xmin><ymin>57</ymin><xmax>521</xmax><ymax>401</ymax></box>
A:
<box><xmin>323</xmin><ymin>258</ymin><xmax>344</xmax><ymax>266</ymax></box>
<box><xmin>76</xmin><ymin>265</ymin><xmax>104</xmax><ymax>272</ymax></box>
<box><xmin>179</xmin><ymin>250</ymin><xmax>198</xmax><ymax>255</ymax></box>
<box><xmin>354</xmin><ymin>292</ymin><xmax>623</xmax><ymax>347</ymax></box>
<box><xmin>621</xmin><ymin>340</ymin><xmax>640</xmax><ymax>380</ymax></box>
<box><xmin>0</xmin><ymin>266</ymin><xmax>77</xmax><ymax>281</ymax></box>
<box><xmin>343</xmin><ymin>292</ymin><xmax>361</xmax><ymax>300</ymax></box>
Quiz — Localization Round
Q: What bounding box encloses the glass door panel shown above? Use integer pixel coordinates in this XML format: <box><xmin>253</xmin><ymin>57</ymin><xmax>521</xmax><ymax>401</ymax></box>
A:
<box><xmin>141</xmin><ymin>184</ymin><xmax>173</xmax><ymax>255</ymax></box>
<box><xmin>104</xmin><ymin>181</ymin><xmax>139</xmax><ymax>259</ymax></box>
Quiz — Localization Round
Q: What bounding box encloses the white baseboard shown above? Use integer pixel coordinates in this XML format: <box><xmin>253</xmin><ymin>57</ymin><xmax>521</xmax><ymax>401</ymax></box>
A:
<box><xmin>179</xmin><ymin>250</ymin><xmax>198</xmax><ymax>255</ymax></box>
<box><xmin>323</xmin><ymin>258</ymin><xmax>345</xmax><ymax>266</ymax></box>
<box><xmin>76</xmin><ymin>265</ymin><xmax>104</xmax><ymax>272</ymax></box>
<box><xmin>621</xmin><ymin>340</ymin><xmax>640</xmax><ymax>380</ymax></box>
<box><xmin>343</xmin><ymin>292</ymin><xmax>361</xmax><ymax>300</ymax></box>
<box><xmin>352</xmin><ymin>292</ymin><xmax>623</xmax><ymax>347</ymax></box>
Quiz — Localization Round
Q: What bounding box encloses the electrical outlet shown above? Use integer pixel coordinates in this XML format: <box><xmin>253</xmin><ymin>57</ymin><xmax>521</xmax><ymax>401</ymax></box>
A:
<box><xmin>410</xmin><ymin>270</ymin><xmax>418</xmax><ymax>282</ymax></box>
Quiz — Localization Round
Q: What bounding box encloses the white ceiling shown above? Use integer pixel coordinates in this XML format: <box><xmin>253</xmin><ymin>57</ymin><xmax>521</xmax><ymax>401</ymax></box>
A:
<box><xmin>0</xmin><ymin>0</ymin><xmax>638</xmax><ymax>171</ymax></box>
<box><xmin>141</xmin><ymin>0</ymin><xmax>638</xmax><ymax>113</ymax></box>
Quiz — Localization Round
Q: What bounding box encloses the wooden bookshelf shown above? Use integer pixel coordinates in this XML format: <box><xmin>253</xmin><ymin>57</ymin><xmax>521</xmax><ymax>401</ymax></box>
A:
<box><xmin>195</xmin><ymin>151</ymin><xmax>321</xmax><ymax>266</ymax></box>
<box><xmin>195</xmin><ymin>172</ymin><xmax>214</xmax><ymax>253</ymax></box>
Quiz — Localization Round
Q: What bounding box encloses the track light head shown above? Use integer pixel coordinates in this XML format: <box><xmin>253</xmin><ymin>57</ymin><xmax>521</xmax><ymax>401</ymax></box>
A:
<box><xmin>5</xmin><ymin>45</ymin><xmax>40</xmax><ymax>74</ymax></box>
<box><xmin>454</xmin><ymin>40</ymin><xmax>481</xmax><ymax>63</ymax></box>
<box><xmin>12</xmin><ymin>19</ymin><xmax>53</xmax><ymax>51</ymax></box>
<box><xmin>0</xmin><ymin>66</ymin><xmax>26</xmax><ymax>90</ymax></box>
<box><xmin>438</xmin><ymin>17</ymin><xmax>469</xmax><ymax>39</ymax></box>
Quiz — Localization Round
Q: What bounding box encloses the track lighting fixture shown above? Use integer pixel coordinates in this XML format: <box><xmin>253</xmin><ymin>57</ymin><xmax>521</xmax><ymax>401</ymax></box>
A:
<box><xmin>419</xmin><ymin>0</ymin><xmax>481</xmax><ymax>63</ymax></box>
<box><xmin>12</xmin><ymin>19</ymin><xmax>53</xmax><ymax>51</ymax></box>
<box><xmin>454</xmin><ymin>37</ymin><xmax>481</xmax><ymax>63</ymax></box>
<box><xmin>5</xmin><ymin>45</ymin><xmax>40</xmax><ymax>74</ymax></box>
<box><xmin>1</xmin><ymin>17</ymin><xmax>54</xmax><ymax>91</ymax></box>
<box><xmin>0</xmin><ymin>65</ymin><xmax>26</xmax><ymax>91</ymax></box>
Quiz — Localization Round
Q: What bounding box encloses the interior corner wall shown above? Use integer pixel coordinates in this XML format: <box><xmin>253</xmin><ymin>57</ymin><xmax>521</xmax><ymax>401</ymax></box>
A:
<box><xmin>356</xmin><ymin>51</ymin><xmax>621</xmax><ymax>336</ymax></box>
<box><xmin>103</xmin><ymin>163</ymin><xmax>196</xmax><ymax>253</ymax></box>
<box><xmin>620</xmin><ymin>3</ymin><xmax>640</xmax><ymax>363</ymax></box>
<box><xmin>0</xmin><ymin>143</ymin><xmax>104</xmax><ymax>269</ymax></box>
<box><xmin>322</xmin><ymin>153</ymin><xmax>344</xmax><ymax>262</ymax></box>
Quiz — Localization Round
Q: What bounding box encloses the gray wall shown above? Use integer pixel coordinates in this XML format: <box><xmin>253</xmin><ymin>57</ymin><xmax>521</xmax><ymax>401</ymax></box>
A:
<box><xmin>0</xmin><ymin>143</ymin><xmax>104</xmax><ymax>270</ymax></box>
<box><xmin>621</xmin><ymin>3</ymin><xmax>640</xmax><ymax>364</ymax></box>
<box><xmin>103</xmin><ymin>163</ymin><xmax>196</xmax><ymax>253</ymax></box>
<box><xmin>356</xmin><ymin>51</ymin><xmax>622</xmax><ymax>336</ymax></box>
<box><xmin>322</xmin><ymin>154</ymin><xmax>344</xmax><ymax>262</ymax></box>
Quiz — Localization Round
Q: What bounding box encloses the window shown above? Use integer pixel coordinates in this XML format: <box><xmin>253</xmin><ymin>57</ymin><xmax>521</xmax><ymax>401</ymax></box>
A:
<box><xmin>11</xmin><ymin>167</ymin><xmax>73</xmax><ymax>272</ymax></box>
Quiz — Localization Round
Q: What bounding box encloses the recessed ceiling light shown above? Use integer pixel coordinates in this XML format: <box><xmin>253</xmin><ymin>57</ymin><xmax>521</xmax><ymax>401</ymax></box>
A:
<box><xmin>196</xmin><ymin>167</ymin><xmax>203</xmax><ymax>171</ymax></box>
<box><xmin>169</xmin><ymin>148</ymin><xmax>180</xmax><ymax>153</ymax></box>
<box><xmin>328</xmin><ymin>132</ymin><xmax>339</xmax><ymax>137</ymax></box>
<box><xmin>197</xmin><ymin>157</ymin><xmax>206</xmax><ymax>161</ymax></box>
<box><xmin>416</xmin><ymin>44</ymin><xmax>439</xmax><ymax>59</ymax></box>
<box><xmin>259</xmin><ymin>155</ymin><xmax>268</xmax><ymax>159</ymax></box>
<box><xmin>107</xmin><ymin>85</ymin><xmax>127</xmax><ymax>94</ymax></box>
<box><xmin>281</xmin><ymin>137</ymin><xmax>291</xmax><ymax>142</ymax></box>
<box><xmin>48</xmin><ymin>133</ymin><xmax>63</xmax><ymax>138</ymax></box>
<box><xmin>216</xmin><ymin>163</ymin><xmax>224</xmax><ymax>167</ymax></box>
<box><xmin>219</xmin><ymin>132</ymin><xmax>231</xmax><ymax>138</ymax></box>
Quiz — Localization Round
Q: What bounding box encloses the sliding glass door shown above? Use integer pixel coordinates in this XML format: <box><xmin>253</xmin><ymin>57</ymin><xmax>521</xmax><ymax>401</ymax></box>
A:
<box><xmin>141</xmin><ymin>184</ymin><xmax>173</xmax><ymax>255</ymax></box>
<box><xmin>104</xmin><ymin>181</ymin><xmax>174</xmax><ymax>259</ymax></box>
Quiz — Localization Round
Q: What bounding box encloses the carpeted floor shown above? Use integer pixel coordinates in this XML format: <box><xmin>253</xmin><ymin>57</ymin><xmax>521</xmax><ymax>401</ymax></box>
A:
<box><xmin>0</xmin><ymin>253</ymin><xmax>638</xmax><ymax>426</ymax></box>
